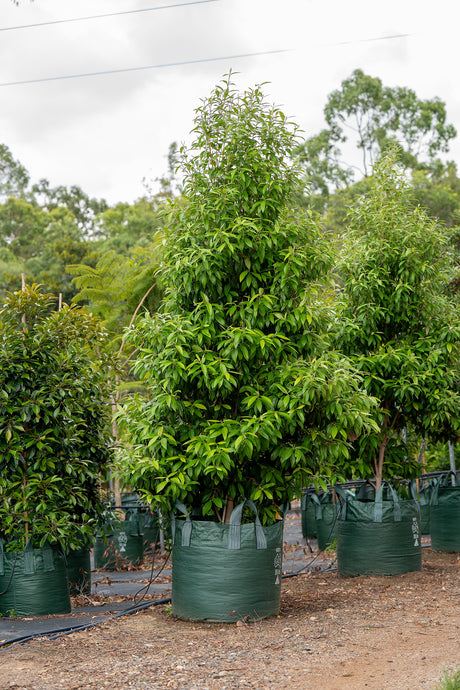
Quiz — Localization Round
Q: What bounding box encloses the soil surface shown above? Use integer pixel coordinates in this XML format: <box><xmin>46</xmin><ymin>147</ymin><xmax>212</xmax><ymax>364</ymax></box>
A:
<box><xmin>0</xmin><ymin>548</ymin><xmax>459</xmax><ymax>689</ymax></box>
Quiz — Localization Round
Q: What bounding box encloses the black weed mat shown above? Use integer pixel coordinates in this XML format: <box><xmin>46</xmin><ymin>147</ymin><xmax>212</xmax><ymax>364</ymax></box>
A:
<box><xmin>0</xmin><ymin>595</ymin><xmax>172</xmax><ymax>648</ymax></box>
<box><xmin>92</xmin><ymin>569</ymin><xmax>170</xmax><ymax>582</ymax></box>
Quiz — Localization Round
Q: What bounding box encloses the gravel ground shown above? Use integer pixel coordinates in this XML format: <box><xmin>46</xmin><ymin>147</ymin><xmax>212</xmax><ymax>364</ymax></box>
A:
<box><xmin>0</xmin><ymin>547</ymin><xmax>459</xmax><ymax>689</ymax></box>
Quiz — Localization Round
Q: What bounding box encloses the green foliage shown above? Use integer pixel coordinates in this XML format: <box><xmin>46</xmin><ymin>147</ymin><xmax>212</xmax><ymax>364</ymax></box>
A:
<box><xmin>30</xmin><ymin>179</ymin><xmax>108</xmax><ymax>234</ymax></box>
<box><xmin>0</xmin><ymin>196</ymin><xmax>92</xmax><ymax>302</ymax></box>
<box><xmin>435</xmin><ymin>668</ymin><xmax>460</xmax><ymax>690</ymax></box>
<box><xmin>337</xmin><ymin>151</ymin><xmax>460</xmax><ymax>484</ymax></box>
<box><xmin>0</xmin><ymin>286</ymin><xmax>114</xmax><ymax>551</ymax></box>
<box><xmin>69</xmin><ymin>247</ymin><xmax>162</xmax><ymax>337</ymax></box>
<box><xmin>68</xmin><ymin>197</ymin><xmax>166</xmax><ymax>359</ymax></box>
<box><xmin>95</xmin><ymin>198</ymin><xmax>165</xmax><ymax>251</ymax></box>
<box><xmin>0</xmin><ymin>142</ymin><xmax>171</xmax><ymax>309</ymax></box>
<box><xmin>411</xmin><ymin>162</ymin><xmax>460</xmax><ymax>228</ymax></box>
<box><xmin>119</xmin><ymin>75</ymin><xmax>378</xmax><ymax>523</ymax></box>
<box><xmin>298</xmin><ymin>69</ymin><xmax>456</xmax><ymax>197</ymax></box>
<box><xmin>424</xmin><ymin>440</ymin><xmax>458</xmax><ymax>473</ymax></box>
<box><xmin>0</xmin><ymin>144</ymin><xmax>30</xmax><ymax>201</ymax></box>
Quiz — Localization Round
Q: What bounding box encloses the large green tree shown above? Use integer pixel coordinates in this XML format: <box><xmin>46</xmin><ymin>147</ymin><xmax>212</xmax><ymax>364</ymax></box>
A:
<box><xmin>298</xmin><ymin>69</ymin><xmax>457</xmax><ymax>198</ymax></box>
<box><xmin>337</xmin><ymin>152</ymin><xmax>460</xmax><ymax>487</ymax></box>
<box><xmin>119</xmin><ymin>76</ymin><xmax>377</xmax><ymax>523</ymax></box>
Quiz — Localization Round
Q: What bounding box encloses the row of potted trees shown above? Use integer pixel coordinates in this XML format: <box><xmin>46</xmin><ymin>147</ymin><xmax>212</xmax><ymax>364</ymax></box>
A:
<box><xmin>1</xmin><ymin>76</ymin><xmax>459</xmax><ymax>620</ymax></box>
<box><xmin>118</xmin><ymin>78</ymin><xmax>460</xmax><ymax>620</ymax></box>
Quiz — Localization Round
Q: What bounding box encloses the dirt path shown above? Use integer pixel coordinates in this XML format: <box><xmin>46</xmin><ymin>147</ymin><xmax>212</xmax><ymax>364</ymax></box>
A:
<box><xmin>0</xmin><ymin>548</ymin><xmax>459</xmax><ymax>689</ymax></box>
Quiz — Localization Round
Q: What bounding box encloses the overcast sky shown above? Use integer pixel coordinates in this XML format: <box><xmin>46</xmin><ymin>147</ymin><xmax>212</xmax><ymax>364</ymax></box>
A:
<box><xmin>1</xmin><ymin>0</ymin><xmax>459</xmax><ymax>205</ymax></box>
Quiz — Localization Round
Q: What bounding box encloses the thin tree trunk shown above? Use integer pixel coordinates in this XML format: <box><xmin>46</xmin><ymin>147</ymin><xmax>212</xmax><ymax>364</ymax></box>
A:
<box><xmin>374</xmin><ymin>401</ymin><xmax>391</xmax><ymax>490</ymax></box>
<box><xmin>223</xmin><ymin>496</ymin><xmax>234</xmax><ymax>524</ymax></box>
<box><xmin>374</xmin><ymin>440</ymin><xmax>386</xmax><ymax>491</ymax></box>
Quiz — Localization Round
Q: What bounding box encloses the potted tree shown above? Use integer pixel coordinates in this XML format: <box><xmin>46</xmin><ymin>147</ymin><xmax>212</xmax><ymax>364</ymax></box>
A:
<box><xmin>0</xmin><ymin>286</ymin><xmax>113</xmax><ymax>615</ymax></box>
<box><xmin>334</xmin><ymin>151</ymin><xmax>460</xmax><ymax>574</ymax></box>
<box><xmin>120</xmin><ymin>75</ymin><xmax>377</xmax><ymax>622</ymax></box>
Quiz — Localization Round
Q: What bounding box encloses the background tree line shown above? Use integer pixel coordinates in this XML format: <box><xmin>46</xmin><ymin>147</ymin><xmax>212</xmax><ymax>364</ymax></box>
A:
<box><xmin>0</xmin><ymin>70</ymin><xmax>458</xmax><ymax>474</ymax></box>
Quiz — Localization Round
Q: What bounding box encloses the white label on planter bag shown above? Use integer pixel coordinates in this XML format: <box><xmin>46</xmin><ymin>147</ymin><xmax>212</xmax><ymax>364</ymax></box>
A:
<box><xmin>274</xmin><ymin>548</ymin><xmax>282</xmax><ymax>584</ymax></box>
<box><xmin>411</xmin><ymin>517</ymin><xmax>420</xmax><ymax>547</ymax></box>
<box><xmin>117</xmin><ymin>532</ymin><xmax>128</xmax><ymax>553</ymax></box>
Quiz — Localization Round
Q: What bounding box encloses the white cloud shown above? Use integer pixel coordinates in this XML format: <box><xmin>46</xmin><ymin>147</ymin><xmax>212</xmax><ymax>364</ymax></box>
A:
<box><xmin>0</xmin><ymin>0</ymin><xmax>459</xmax><ymax>204</ymax></box>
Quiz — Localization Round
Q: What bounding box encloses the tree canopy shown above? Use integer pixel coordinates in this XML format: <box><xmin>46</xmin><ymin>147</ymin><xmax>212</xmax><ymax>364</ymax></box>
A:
<box><xmin>298</xmin><ymin>69</ymin><xmax>457</xmax><ymax>197</ymax></box>
<box><xmin>336</xmin><ymin>151</ymin><xmax>460</xmax><ymax>486</ymax></box>
<box><xmin>119</xmin><ymin>75</ymin><xmax>378</xmax><ymax>523</ymax></box>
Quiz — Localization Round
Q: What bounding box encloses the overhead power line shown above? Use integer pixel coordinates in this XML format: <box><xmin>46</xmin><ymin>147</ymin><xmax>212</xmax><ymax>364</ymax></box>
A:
<box><xmin>0</xmin><ymin>0</ymin><xmax>219</xmax><ymax>32</ymax></box>
<box><xmin>0</xmin><ymin>33</ymin><xmax>410</xmax><ymax>89</ymax></box>
<box><xmin>0</xmin><ymin>49</ymin><xmax>291</xmax><ymax>87</ymax></box>
<box><xmin>333</xmin><ymin>32</ymin><xmax>410</xmax><ymax>46</ymax></box>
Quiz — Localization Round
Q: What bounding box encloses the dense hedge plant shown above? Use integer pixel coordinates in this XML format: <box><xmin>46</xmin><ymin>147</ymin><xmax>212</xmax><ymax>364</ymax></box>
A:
<box><xmin>0</xmin><ymin>286</ymin><xmax>114</xmax><ymax>550</ymax></box>
<box><xmin>337</xmin><ymin>152</ymin><xmax>460</xmax><ymax>487</ymax></box>
<box><xmin>120</xmin><ymin>76</ymin><xmax>377</xmax><ymax>524</ymax></box>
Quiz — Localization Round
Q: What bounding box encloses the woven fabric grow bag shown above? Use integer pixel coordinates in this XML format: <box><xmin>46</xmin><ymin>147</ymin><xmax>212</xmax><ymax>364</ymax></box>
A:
<box><xmin>430</xmin><ymin>473</ymin><xmax>460</xmax><ymax>553</ymax></box>
<box><xmin>171</xmin><ymin>500</ymin><xmax>284</xmax><ymax>622</ymax></box>
<box><xmin>310</xmin><ymin>491</ymin><xmax>340</xmax><ymax>550</ymax></box>
<box><xmin>419</xmin><ymin>487</ymin><xmax>431</xmax><ymax>535</ymax></box>
<box><xmin>0</xmin><ymin>541</ymin><xmax>71</xmax><ymax>617</ymax></box>
<box><xmin>66</xmin><ymin>547</ymin><xmax>91</xmax><ymax>596</ymax></box>
<box><xmin>300</xmin><ymin>491</ymin><xmax>317</xmax><ymax>539</ymax></box>
<box><xmin>142</xmin><ymin>510</ymin><xmax>160</xmax><ymax>553</ymax></box>
<box><xmin>337</xmin><ymin>484</ymin><xmax>422</xmax><ymax>576</ymax></box>
<box><xmin>94</xmin><ymin>509</ymin><xmax>144</xmax><ymax>570</ymax></box>
<box><xmin>410</xmin><ymin>479</ymin><xmax>432</xmax><ymax>535</ymax></box>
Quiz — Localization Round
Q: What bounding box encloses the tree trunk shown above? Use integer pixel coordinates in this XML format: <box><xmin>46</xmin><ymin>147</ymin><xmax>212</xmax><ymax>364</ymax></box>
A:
<box><xmin>223</xmin><ymin>496</ymin><xmax>234</xmax><ymax>524</ymax></box>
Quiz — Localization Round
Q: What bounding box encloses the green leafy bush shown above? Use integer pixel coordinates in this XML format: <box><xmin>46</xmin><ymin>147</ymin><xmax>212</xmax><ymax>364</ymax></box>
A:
<box><xmin>0</xmin><ymin>286</ymin><xmax>114</xmax><ymax>550</ymax></box>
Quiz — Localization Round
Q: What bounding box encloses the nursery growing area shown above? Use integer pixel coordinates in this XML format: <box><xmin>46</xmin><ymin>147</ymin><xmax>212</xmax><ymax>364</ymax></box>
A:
<box><xmin>0</xmin><ymin>73</ymin><xmax>459</xmax><ymax>687</ymax></box>
<box><xmin>0</xmin><ymin>527</ymin><xmax>459</xmax><ymax>689</ymax></box>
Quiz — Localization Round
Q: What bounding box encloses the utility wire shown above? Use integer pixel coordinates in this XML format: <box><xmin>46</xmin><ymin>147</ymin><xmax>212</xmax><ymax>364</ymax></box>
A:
<box><xmin>0</xmin><ymin>49</ymin><xmax>290</xmax><ymax>87</ymax></box>
<box><xmin>0</xmin><ymin>32</ymin><xmax>411</xmax><ymax>89</ymax></box>
<box><xmin>0</xmin><ymin>0</ymin><xmax>219</xmax><ymax>33</ymax></box>
<box><xmin>332</xmin><ymin>32</ymin><xmax>410</xmax><ymax>46</ymax></box>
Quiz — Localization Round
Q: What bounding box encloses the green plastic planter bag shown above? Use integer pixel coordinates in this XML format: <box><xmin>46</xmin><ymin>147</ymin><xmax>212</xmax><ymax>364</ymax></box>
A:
<box><xmin>142</xmin><ymin>510</ymin><xmax>160</xmax><ymax>555</ymax></box>
<box><xmin>0</xmin><ymin>541</ymin><xmax>71</xmax><ymax>617</ymax></box>
<box><xmin>121</xmin><ymin>492</ymin><xmax>141</xmax><ymax>506</ymax></box>
<box><xmin>94</xmin><ymin>509</ymin><xmax>144</xmax><ymax>570</ymax></box>
<box><xmin>410</xmin><ymin>479</ymin><xmax>432</xmax><ymax>535</ymax></box>
<box><xmin>301</xmin><ymin>491</ymin><xmax>317</xmax><ymax>539</ymax></box>
<box><xmin>337</xmin><ymin>484</ymin><xmax>422</xmax><ymax>576</ymax></box>
<box><xmin>310</xmin><ymin>491</ymin><xmax>339</xmax><ymax>550</ymax></box>
<box><xmin>430</xmin><ymin>473</ymin><xmax>460</xmax><ymax>553</ymax></box>
<box><xmin>171</xmin><ymin>500</ymin><xmax>284</xmax><ymax>622</ymax></box>
<box><xmin>66</xmin><ymin>547</ymin><xmax>91</xmax><ymax>596</ymax></box>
